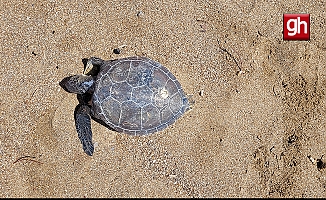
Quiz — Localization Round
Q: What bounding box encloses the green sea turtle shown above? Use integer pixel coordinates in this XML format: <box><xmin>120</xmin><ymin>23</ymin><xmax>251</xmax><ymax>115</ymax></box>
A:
<box><xmin>61</xmin><ymin>56</ymin><xmax>190</xmax><ymax>156</ymax></box>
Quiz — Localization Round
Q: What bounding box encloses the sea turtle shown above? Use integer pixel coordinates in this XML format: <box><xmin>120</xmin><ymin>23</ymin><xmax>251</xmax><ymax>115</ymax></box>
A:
<box><xmin>61</xmin><ymin>56</ymin><xmax>190</xmax><ymax>156</ymax></box>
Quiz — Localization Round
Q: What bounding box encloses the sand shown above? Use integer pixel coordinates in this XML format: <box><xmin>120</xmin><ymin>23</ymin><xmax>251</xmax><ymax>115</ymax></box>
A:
<box><xmin>1</xmin><ymin>0</ymin><xmax>326</xmax><ymax>197</ymax></box>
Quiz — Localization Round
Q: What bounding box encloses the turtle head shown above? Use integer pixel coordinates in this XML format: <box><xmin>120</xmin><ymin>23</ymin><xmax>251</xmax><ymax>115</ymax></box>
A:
<box><xmin>83</xmin><ymin>57</ymin><xmax>104</xmax><ymax>76</ymax></box>
<box><xmin>60</xmin><ymin>74</ymin><xmax>94</xmax><ymax>94</ymax></box>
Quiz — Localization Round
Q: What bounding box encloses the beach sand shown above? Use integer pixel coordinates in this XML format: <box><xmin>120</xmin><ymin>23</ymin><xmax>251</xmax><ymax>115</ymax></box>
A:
<box><xmin>1</xmin><ymin>0</ymin><xmax>326</xmax><ymax>197</ymax></box>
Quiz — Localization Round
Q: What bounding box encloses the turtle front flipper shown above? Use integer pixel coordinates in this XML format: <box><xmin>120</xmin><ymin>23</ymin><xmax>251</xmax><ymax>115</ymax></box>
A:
<box><xmin>74</xmin><ymin>104</ymin><xmax>94</xmax><ymax>156</ymax></box>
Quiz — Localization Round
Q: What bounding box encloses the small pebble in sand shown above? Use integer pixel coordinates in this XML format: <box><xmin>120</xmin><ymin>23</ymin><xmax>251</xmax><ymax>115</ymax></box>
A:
<box><xmin>94</xmin><ymin>142</ymin><xmax>98</xmax><ymax>148</ymax></box>
<box><xmin>199</xmin><ymin>90</ymin><xmax>204</xmax><ymax>96</ymax></box>
<box><xmin>113</xmin><ymin>48</ymin><xmax>121</xmax><ymax>54</ymax></box>
<box><xmin>113</xmin><ymin>45</ymin><xmax>127</xmax><ymax>54</ymax></box>
<box><xmin>236</xmin><ymin>70</ymin><xmax>245</xmax><ymax>76</ymax></box>
<box><xmin>308</xmin><ymin>155</ymin><xmax>316</xmax><ymax>164</ymax></box>
<box><xmin>137</xmin><ymin>11</ymin><xmax>144</xmax><ymax>17</ymax></box>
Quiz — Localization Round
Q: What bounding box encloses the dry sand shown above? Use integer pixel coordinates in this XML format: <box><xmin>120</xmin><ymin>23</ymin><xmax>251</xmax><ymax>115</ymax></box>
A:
<box><xmin>1</xmin><ymin>0</ymin><xmax>326</xmax><ymax>197</ymax></box>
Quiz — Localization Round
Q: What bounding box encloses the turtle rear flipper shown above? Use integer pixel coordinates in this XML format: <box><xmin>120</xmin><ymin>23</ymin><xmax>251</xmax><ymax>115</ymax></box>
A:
<box><xmin>74</xmin><ymin>104</ymin><xmax>94</xmax><ymax>156</ymax></box>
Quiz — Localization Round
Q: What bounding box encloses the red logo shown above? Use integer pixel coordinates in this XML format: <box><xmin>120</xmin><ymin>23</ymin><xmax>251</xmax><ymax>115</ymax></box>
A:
<box><xmin>283</xmin><ymin>14</ymin><xmax>310</xmax><ymax>40</ymax></box>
